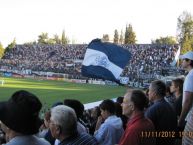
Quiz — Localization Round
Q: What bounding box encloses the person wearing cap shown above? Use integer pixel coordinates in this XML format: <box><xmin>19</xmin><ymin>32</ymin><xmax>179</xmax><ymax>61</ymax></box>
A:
<box><xmin>0</xmin><ymin>90</ymin><xmax>50</xmax><ymax>145</ymax></box>
<box><xmin>178</xmin><ymin>51</ymin><xmax>193</xmax><ymax>144</ymax></box>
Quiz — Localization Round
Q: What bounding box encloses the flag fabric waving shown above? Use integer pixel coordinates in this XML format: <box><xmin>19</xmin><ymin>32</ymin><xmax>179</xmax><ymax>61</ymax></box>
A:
<box><xmin>81</xmin><ymin>39</ymin><xmax>131</xmax><ymax>83</ymax></box>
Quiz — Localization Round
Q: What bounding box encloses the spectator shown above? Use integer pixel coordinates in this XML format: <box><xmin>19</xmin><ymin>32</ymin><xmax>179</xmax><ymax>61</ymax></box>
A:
<box><xmin>145</xmin><ymin>80</ymin><xmax>177</xmax><ymax>145</ymax></box>
<box><xmin>45</xmin><ymin>101</ymin><xmax>63</xmax><ymax>145</ymax></box>
<box><xmin>38</xmin><ymin>111</ymin><xmax>51</xmax><ymax>138</ymax></box>
<box><xmin>89</xmin><ymin>106</ymin><xmax>101</xmax><ymax>135</ymax></box>
<box><xmin>0</xmin><ymin>90</ymin><xmax>50</xmax><ymax>145</ymax></box>
<box><xmin>178</xmin><ymin>51</ymin><xmax>193</xmax><ymax>145</ymax></box>
<box><xmin>119</xmin><ymin>89</ymin><xmax>155</xmax><ymax>145</ymax></box>
<box><xmin>164</xmin><ymin>83</ymin><xmax>176</xmax><ymax>108</ymax></box>
<box><xmin>94</xmin><ymin>99</ymin><xmax>124</xmax><ymax>145</ymax></box>
<box><xmin>114</xmin><ymin>102</ymin><xmax>128</xmax><ymax>130</ymax></box>
<box><xmin>170</xmin><ymin>78</ymin><xmax>184</xmax><ymax>143</ymax></box>
<box><xmin>170</xmin><ymin>78</ymin><xmax>184</xmax><ymax>117</ymax></box>
<box><xmin>54</xmin><ymin>99</ymin><xmax>88</xmax><ymax>145</ymax></box>
<box><xmin>63</xmin><ymin>99</ymin><xmax>88</xmax><ymax>133</ymax></box>
<box><xmin>50</xmin><ymin>105</ymin><xmax>97</xmax><ymax>145</ymax></box>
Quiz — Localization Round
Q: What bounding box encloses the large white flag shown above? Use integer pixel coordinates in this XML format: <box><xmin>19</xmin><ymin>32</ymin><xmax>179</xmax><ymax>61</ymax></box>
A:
<box><xmin>81</xmin><ymin>39</ymin><xmax>131</xmax><ymax>83</ymax></box>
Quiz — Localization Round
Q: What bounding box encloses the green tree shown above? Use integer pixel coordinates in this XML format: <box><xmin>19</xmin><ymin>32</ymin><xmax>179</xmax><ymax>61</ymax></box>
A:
<box><xmin>53</xmin><ymin>34</ymin><xmax>61</xmax><ymax>44</ymax></box>
<box><xmin>38</xmin><ymin>32</ymin><xmax>49</xmax><ymax>44</ymax></box>
<box><xmin>0</xmin><ymin>42</ymin><xmax>4</xmax><ymax>58</ymax></box>
<box><xmin>119</xmin><ymin>30</ymin><xmax>124</xmax><ymax>44</ymax></box>
<box><xmin>61</xmin><ymin>30</ymin><xmax>69</xmax><ymax>45</ymax></box>
<box><xmin>177</xmin><ymin>11</ymin><xmax>193</xmax><ymax>53</ymax></box>
<box><xmin>47</xmin><ymin>38</ymin><xmax>56</xmax><ymax>44</ymax></box>
<box><xmin>152</xmin><ymin>36</ymin><xmax>177</xmax><ymax>45</ymax></box>
<box><xmin>102</xmin><ymin>34</ymin><xmax>110</xmax><ymax>42</ymax></box>
<box><xmin>5</xmin><ymin>38</ymin><xmax>16</xmax><ymax>53</ymax></box>
<box><xmin>113</xmin><ymin>29</ymin><xmax>119</xmax><ymax>44</ymax></box>
<box><xmin>124</xmin><ymin>24</ymin><xmax>136</xmax><ymax>44</ymax></box>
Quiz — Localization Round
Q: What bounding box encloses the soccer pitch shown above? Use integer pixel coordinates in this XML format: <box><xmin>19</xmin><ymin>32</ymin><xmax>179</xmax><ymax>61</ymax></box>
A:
<box><xmin>0</xmin><ymin>77</ymin><xmax>127</xmax><ymax>108</ymax></box>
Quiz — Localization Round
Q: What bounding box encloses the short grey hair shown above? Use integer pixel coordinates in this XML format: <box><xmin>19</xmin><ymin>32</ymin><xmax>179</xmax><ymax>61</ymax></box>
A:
<box><xmin>51</xmin><ymin>105</ymin><xmax>77</xmax><ymax>135</ymax></box>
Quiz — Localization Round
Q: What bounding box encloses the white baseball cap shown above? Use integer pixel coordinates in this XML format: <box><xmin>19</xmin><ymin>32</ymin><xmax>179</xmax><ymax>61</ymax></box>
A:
<box><xmin>179</xmin><ymin>51</ymin><xmax>193</xmax><ymax>61</ymax></box>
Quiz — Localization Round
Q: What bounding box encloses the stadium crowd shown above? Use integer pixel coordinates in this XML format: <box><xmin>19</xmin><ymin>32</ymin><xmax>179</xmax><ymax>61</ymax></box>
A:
<box><xmin>122</xmin><ymin>44</ymin><xmax>181</xmax><ymax>80</ymax></box>
<box><xmin>0</xmin><ymin>44</ymin><xmax>86</xmax><ymax>76</ymax></box>
<box><xmin>0</xmin><ymin>43</ymin><xmax>183</xmax><ymax>85</ymax></box>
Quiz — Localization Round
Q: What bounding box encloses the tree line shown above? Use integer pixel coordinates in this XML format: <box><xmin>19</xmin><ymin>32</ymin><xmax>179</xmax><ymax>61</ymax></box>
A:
<box><xmin>103</xmin><ymin>11</ymin><xmax>193</xmax><ymax>53</ymax></box>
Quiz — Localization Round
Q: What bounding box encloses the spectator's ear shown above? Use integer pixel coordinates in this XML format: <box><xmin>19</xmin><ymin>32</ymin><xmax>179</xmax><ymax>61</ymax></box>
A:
<box><xmin>56</xmin><ymin>125</ymin><xmax>61</xmax><ymax>135</ymax></box>
<box><xmin>130</xmin><ymin>104</ymin><xmax>134</xmax><ymax>111</ymax></box>
<box><xmin>151</xmin><ymin>90</ymin><xmax>157</xmax><ymax>98</ymax></box>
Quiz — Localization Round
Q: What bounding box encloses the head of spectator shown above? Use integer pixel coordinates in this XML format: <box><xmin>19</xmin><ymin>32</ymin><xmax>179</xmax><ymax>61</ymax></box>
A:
<box><xmin>89</xmin><ymin>107</ymin><xmax>101</xmax><ymax>135</ymax></box>
<box><xmin>0</xmin><ymin>90</ymin><xmax>42</xmax><ymax>142</ymax></box>
<box><xmin>170</xmin><ymin>78</ymin><xmax>184</xmax><ymax>97</ymax></box>
<box><xmin>165</xmin><ymin>82</ymin><xmax>172</xmax><ymax>97</ymax></box>
<box><xmin>91</xmin><ymin>106</ymin><xmax>101</xmax><ymax>120</ymax></box>
<box><xmin>63</xmin><ymin>99</ymin><xmax>84</xmax><ymax>119</ymax></box>
<box><xmin>114</xmin><ymin>102</ymin><xmax>123</xmax><ymax>117</ymax></box>
<box><xmin>44</xmin><ymin>107</ymin><xmax>59</xmax><ymax>144</ymax></box>
<box><xmin>116</xmin><ymin>96</ymin><xmax>124</xmax><ymax>104</ymax></box>
<box><xmin>114</xmin><ymin>102</ymin><xmax>128</xmax><ymax>130</ymax></box>
<box><xmin>180</xmin><ymin>51</ymin><xmax>193</xmax><ymax>71</ymax></box>
<box><xmin>49</xmin><ymin>105</ymin><xmax>77</xmax><ymax>142</ymax></box>
<box><xmin>99</xmin><ymin>99</ymin><xmax>115</xmax><ymax>120</ymax></box>
<box><xmin>122</xmin><ymin>90</ymin><xmax>149</xmax><ymax>118</ymax></box>
<box><xmin>148</xmin><ymin>80</ymin><xmax>166</xmax><ymax>102</ymax></box>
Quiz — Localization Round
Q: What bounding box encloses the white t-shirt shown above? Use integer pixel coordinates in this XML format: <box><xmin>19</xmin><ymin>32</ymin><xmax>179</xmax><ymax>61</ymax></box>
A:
<box><xmin>183</xmin><ymin>69</ymin><xmax>193</xmax><ymax>121</ymax></box>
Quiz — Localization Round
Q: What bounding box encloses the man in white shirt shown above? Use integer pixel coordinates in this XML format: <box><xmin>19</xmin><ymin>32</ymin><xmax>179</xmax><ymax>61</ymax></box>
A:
<box><xmin>178</xmin><ymin>51</ymin><xmax>193</xmax><ymax>145</ymax></box>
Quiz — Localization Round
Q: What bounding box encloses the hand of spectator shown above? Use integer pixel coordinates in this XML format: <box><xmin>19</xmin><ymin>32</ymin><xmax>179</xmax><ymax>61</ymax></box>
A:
<box><xmin>95</xmin><ymin>116</ymin><xmax>104</xmax><ymax>131</ymax></box>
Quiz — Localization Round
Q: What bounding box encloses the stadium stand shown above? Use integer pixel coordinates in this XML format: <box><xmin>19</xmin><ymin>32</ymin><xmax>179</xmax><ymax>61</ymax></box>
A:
<box><xmin>0</xmin><ymin>44</ymin><xmax>183</xmax><ymax>88</ymax></box>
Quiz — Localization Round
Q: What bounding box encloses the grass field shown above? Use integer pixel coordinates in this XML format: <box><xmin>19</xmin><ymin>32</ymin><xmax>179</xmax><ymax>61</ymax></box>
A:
<box><xmin>0</xmin><ymin>77</ymin><xmax>127</xmax><ymax>109</ymax></box>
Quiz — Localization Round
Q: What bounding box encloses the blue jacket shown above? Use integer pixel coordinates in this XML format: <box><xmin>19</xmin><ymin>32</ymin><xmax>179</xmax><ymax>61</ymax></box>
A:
<box><xmin>94</xmin><ymin>115</ymin><xmax>124</xmax><ymax>145</ymax></box>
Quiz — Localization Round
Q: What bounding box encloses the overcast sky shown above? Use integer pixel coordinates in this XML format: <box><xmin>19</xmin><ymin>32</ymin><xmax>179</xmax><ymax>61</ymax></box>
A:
<box><xmin>0</xmin><ymin>0</ymin><xmax>193</xmax><ymax>47</ymax></box>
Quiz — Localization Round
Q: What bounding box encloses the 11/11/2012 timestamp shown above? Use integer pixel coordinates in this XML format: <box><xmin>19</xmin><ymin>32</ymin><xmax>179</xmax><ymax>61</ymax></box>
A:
<box><xmin>141</xmin><ymin>131</ymin><xmax>193</xmax><ymax>138</ymax></box>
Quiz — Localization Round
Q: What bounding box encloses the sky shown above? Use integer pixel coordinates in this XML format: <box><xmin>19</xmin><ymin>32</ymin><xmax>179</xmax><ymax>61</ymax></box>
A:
<box><xmin>0</xmin><ymin>0</ymin><xmax>193</xmax><ymax>47</ymax></box>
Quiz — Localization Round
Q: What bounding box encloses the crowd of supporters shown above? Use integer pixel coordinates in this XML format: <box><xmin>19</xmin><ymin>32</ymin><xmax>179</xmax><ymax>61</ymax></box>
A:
<box><xmin>0</xmin><ymin>51</ymin><xmax>193</xmax><ymax>145</ymax></box>
<box><xmin>0</xmin><ymin>44</ymin><xmax>86</xmax><ymax>76</ymax></box>
<box><xmin>0</xmin><ymin>78</ymin><xmax>188</xmax><ymax>145</ymax></box>
<box><xmin>122</xmin><ymin>44</ymin><xmax>180</xmax><ymax>79</ymax></box>
<box><xmin>0</xmin><ymin>43</ymin><xmax>183</xmax><ymax>84</ymax></box>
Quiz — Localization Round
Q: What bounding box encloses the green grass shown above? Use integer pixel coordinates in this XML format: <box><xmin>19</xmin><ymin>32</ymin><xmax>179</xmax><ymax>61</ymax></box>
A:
<box><xmin>0</xmin><ymin>77</ymin><xmax>127</xmax><ymax>109</ymax></box>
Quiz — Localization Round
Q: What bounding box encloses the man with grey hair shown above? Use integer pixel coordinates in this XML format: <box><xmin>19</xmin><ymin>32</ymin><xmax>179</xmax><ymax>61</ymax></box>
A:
<box><xmin>49</xmin><ymin>105</ymin><xmax>97</xmax><ymax>145</ymax></box>
<box><xmin>145</xmin><ymin>80</ymin><xmax>177</xmax><ymax>145</ymax></box>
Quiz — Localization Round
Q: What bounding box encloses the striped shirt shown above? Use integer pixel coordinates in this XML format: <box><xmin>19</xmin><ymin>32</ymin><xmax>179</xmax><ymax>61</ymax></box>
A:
<box><xmin>59</xmin><ymin>132</ymin><xmax>98</xmax><ymax>145</ymax></box>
